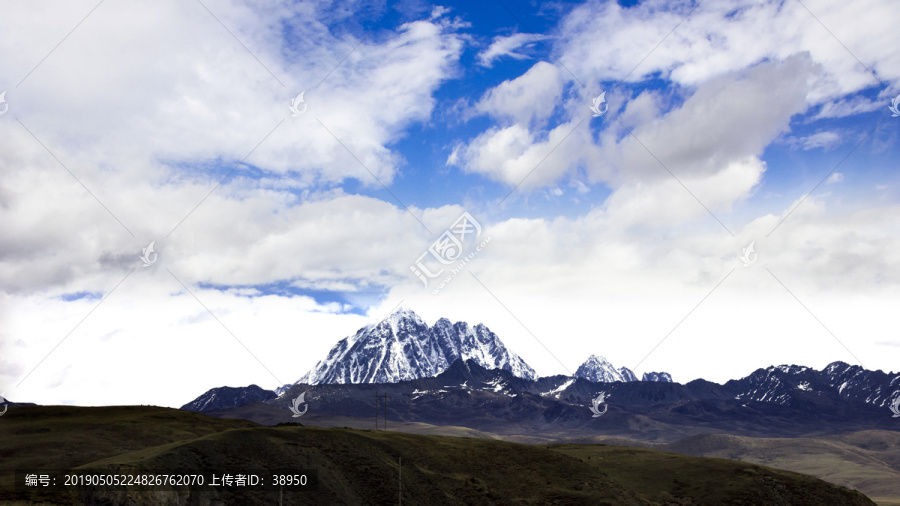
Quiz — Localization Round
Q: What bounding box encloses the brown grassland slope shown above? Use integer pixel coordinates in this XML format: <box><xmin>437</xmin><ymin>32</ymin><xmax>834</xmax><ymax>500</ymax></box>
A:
<box><xmin>0</xmin><ymin>406</ymin><xmax>879</xmax><ymax>505</ymax></box>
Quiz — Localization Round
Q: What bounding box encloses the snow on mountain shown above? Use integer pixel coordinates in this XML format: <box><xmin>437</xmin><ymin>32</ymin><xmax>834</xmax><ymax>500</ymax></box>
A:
<box><xmin>574</xmin><ymin>355</ymin><xmax>637</xmax><ymax>383</ymax></box>
<box><xmin>574</xmin><ymin>355</ymin><xmax>673</xmax><ymax>383</ymax></box>
<box><xmin>642</xmin><ymin>372</ymin><xmax>673</xmax><ymax>382</ymax></box>
<box><xmin>619</xmin><ymin>367</ymin><xmax>638</xmax><ymax>382</ymax></box>
<box><xmin>540</xmin><ymin>378</ymin><xmax>576</xmax><ymax>398</ymax></box>
<box><xmin>288</xmin><ymin>307</ymin><xmax>537</xmax><ymax>386</ymax></box>
<box><xmin>729</xmin><ymin>361</ymin><xmax>900</xmax><ymax>408</ymax></box>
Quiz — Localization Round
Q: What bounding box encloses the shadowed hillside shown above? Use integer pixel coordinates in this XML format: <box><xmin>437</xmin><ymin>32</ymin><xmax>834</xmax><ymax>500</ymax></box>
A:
<box><xmin>0</xmin><ymin>406</ymin><xmax>877</xmax><ymax>505</ymax></box>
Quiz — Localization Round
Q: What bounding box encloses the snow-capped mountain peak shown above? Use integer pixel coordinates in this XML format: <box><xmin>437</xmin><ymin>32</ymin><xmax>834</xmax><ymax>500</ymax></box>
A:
<box><xmin>642</xmin><ymin>372</ymin><xmax>673</xmax><ymax>382</ymax></box>
<box><xmin>574</xmin><ymin>355</ymin><xmax>672</xmax><ymax>383</ymax></box>
<box><xmin>290</xmin><ymin>308</ymin><xmax>536</xmax><ymax>386</ymax></box>
<box><xmin>574</xmin><ymin>355</ymin><xmax>637</xmax><ymax>383</ymax></box>
<box><xmin>379</xmin><ymin>306</ymin><xmax>426</xmax><ymax>333</ymax></box>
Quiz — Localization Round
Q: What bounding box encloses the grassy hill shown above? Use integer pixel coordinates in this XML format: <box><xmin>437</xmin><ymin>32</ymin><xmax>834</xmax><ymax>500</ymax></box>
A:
<box><xmin>205</xmin><ymin>405</ymin><xmax>900</xmax><ymax>504</ymax></box>
<box><xmin>558</xmin><ymin>431</ymin><xmax>900</xmax><ymax>506</ymax></box>
<box><xmin>0</xmin><ymin>405</ymin><xmax>877</xmax><ymax>505</ymax></box>
<box><xmin>654</xmin><ymin>431</ymin><xmax>900</xmax><ymax>506</ymax></box>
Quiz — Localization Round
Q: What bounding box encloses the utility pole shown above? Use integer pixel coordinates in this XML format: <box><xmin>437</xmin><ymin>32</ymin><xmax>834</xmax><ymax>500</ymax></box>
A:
<box><xmin>375</xmin><ymin>391</ymin><xmax>389</xmax><ymax>431</ymax></box>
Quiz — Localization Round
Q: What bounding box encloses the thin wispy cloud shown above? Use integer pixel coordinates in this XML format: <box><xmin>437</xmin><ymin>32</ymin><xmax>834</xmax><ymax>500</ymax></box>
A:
<box><xmin>477</xmin><ymin>32</ymin><xmax>543</xmax><ymax>67</ymax></box>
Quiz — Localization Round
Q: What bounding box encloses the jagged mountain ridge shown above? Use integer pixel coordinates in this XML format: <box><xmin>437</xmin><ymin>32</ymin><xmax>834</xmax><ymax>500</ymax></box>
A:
<box><xmin>183</xmin><ymin>309</ymin><xmax>899</xmax><ymax>436</ymax></box>
<box><xmin>643</xmin><ymin>372</ymin><xmax>673</xmax><ymax>382</ymax></box>
<box><xmin>285</xmin><ymin>307</ymin><xmax>537</xmax><ymax>388</ymax></box>
<box><xmin>283</xmin><ymin>309</ymin><xmax>670</xmax><ymax>391</ymax></box>
<box><xmin>729</xmin><ymin>362</ymin><xmax>900</xmax><ymax>408</ymax></box>
<box><xmin>572</xmin><ymin>354</ymin><xmax>670</xmax><ymax>383</ymax></box>
<box><xmin>186</xmin><ymin>359</ymin><xmax>900</xmax><ymax>439</ymax></box>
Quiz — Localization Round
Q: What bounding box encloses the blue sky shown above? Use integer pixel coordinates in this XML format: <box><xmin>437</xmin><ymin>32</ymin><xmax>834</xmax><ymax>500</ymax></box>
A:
<box><xmin>1</xmin><ymin>0</ymin><xmax>898</xmax><ymax>407</ymax></box>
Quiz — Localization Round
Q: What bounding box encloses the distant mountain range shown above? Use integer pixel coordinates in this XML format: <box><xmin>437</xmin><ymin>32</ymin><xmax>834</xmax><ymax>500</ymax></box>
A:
<box><xmin>181</xmin><ymin>308</ymin><xmax>899</xmax><ymax>439</ymax></box>
<box><xmin>276</xmin><ymin>307</ymin><xmax>670</xmax><ymax>393</ymax></box>
<box><xmin>183</xmin><ymin>358</ymin><xmax>900</xmax><ymax>439</ymax></box>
